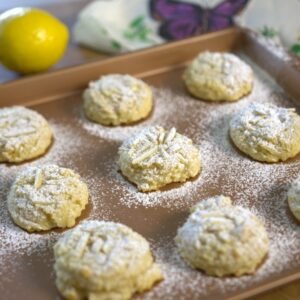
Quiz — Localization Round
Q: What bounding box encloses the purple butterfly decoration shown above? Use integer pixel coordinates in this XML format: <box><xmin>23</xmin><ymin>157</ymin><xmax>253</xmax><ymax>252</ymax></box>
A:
<box><xmin>150</xmin><ymin>0</ymin><xmax>249</xmax><ymax>40</ymax></box>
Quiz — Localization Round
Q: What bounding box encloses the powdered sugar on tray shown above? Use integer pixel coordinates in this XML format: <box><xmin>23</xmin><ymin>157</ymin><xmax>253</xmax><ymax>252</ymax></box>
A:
<box><xmin>143</xmin><ymin>184</ymin><xmax>300</xmax><ymax>299</ymax></box>
<box><xmin>142</xmin><ymin>225</ymin><xmax>300</xmax><ymax>300</ymax></box>
<box><xmin>78</xmin><ymin>87</ymin><xmax>185</xmax><ymax>142</ymax></box>
<box><xmin>1</xmin><ymin>55</ymin><xmax>300</xmax><ymax>298</ymax></box>
<box><xmin>96</xmin><ymin>59</ymin><xmax>300</xmax><ymax>210</ymax></box>
<box><xmin>0</xmin><ymin>121</ymin><xmax>111</xmax><ymax>272</ymax></box>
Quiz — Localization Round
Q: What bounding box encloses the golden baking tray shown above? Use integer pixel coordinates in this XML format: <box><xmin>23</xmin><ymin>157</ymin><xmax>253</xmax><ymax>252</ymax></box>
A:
<box><xmin>1</xmin><ymin>28</ymin><xmax>300</xmax><ymax>300</ymax></box>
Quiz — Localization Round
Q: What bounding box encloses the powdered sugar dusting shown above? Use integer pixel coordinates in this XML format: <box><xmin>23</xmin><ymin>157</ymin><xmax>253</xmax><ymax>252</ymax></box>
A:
<box><xmin>86</xmin><ymin>57</ymin><xmax>300</xmax><ymax>296</ymax></box>
<box><xmin>0</xmin><ymin>121</ymin><xmax>112</xmax><ymax>270</ymax></box>
<box><xmin>100</xmin><ymin>59</ymin><xmax>300</xmax><ymax>209</ymax></box>
<box><xmin>78</xmin><ymin>87</ymin><xmax>181</xmax><ymax>142</ymax></box>
<box><xmin>287</xmin><ymin>176</ymin><xmax>300</xmax><ymax>221</ymax></box>
<box><xmin>142</xmin><ymin>228</ymin><xmax>300</xmax><ymax>300</ymax></box>
<box><xmin>88</xmin><ymin>74</ymin><xmax>148</xmax><ymax>102</ymax></box>
<box><xmin>7</xmin><ymin>164</ymin><xmax>89</xmax><ymax>232</ymax></box>
<box><xmin>184</xmin><ymin>51</ymin><xmax>253</xmax><ymax>98</ymax></box>
<box><xmin>117</xmin><ymin>125</ymin><xmax>200</xmax><ymax>192</ymax></box>
<box><xmin>0</xmin><ymin>106</ymin><xmax>52</xmax><ymax>162</ymax></box>
<box><xmin>1</xmin><ymin>54</ymin><xmax>300</xmax><ymax>298</ymax></box>
<box><xmin>229</xmin><ymin>102</ymin><xmax>300</xmax><ymax>162</ymax></box>
<box><xmin>141</xmin><ymin>190</ymin><xmax>300</xmax><ymax>298</ymax></box>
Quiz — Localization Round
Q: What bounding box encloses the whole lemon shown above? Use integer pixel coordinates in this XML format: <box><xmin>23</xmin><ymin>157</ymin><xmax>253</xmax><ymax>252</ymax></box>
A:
<box><xmin>0</xmin><ymin>7</ymin><xmax>69</xmax><ymax>74</ymax></box>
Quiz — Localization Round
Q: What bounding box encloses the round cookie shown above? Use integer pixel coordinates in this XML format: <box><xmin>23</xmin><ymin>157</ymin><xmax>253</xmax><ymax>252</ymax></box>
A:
<box><xmin>230</xmin><ymin>103</ymin><xmax>300</xmax><ymax>162</ymax></box>
<box><xmin>175</xmin><ymin>195</ymin><xmax>269</xmax><ymax>277</ymax></box>
<box><xmin>183</xmin><ymin>51</ymin><xmax>253</xmax><ymax>101</ymax></box>
<box><xmin>54</xmin><ymin>220</ymin><xmax>163</xmax><ymax>300</ymax></box>
<box><xmin>7</xmin><ymin>165</ymin><xmax>89</xmax><ymax>232</ymax></box>
<box><xmin>288</xmin><ymin>176</ymin><xmax>300</xmax><ymax>221</ymax></box>
<box><xmin>83</xmin><ymin>74</ymin><xmax>153</xmax><ymax>126</ymax></box>
<box><xmin>117</xmin><ymin>126</ymin><xmax>201</xmax><ymax>192</ymax></box>
<box><xmin>0</xmin><ymin>106</ymin><xmax>52</xmax><ymax>163</ymax></box>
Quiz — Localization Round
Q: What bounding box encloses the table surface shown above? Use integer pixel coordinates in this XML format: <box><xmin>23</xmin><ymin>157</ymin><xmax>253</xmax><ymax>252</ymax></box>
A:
<box><xmin>0</xmin><ymin>1</ymin><xmax>299</xmax><ymax>299</ymax></box>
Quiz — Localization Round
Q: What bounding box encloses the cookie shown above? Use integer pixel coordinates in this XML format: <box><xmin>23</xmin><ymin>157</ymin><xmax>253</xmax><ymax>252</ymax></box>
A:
<box><xmin>83</xmin><ymin>74</ymin><xmax>153</xmax><ymax>126</ymax></box>
<box><xmin>183</xmin><ymin>52</ymin><xmax>253</xmax><ymax>101</ymax></box>
<box><xmin>117</xmin><ymin>126</ymin><xmax>201</xmax><ymax>192</ymax></box>
<box><xmin>230</xmin><ymin>103</ymin><xmax>300</xmax><ymax>162</ymax></box>
<box><xmin>7</xmin><ymin>165</ymin><xmax>89</xmax><ymax>232</ymax></box>
<box><xmin>175</xmin><ymin>195</ymin><xmax>269</xmax><ymax>277</ymax></box>
<box><xmin>54</xmin><ymin>220</ymin><xmax>163</xmax><ymax>300</ymax></box>
<box><xmin>0</xmin><ymin>106</ymin><xmax>52</xmax><ymax>162</ymax></box>
<box><xmin>288</xmin><ymin>176</ymin><xmax>300</xmax><ymax>221</ymax></box>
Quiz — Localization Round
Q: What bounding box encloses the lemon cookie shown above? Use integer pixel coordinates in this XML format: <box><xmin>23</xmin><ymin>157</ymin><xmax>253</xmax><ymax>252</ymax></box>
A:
<box><xmin>7</xmin><ymin>165</ymin><xmax>89</xmax><ymax>232</ymax></box>
<box><xmin>54</xmin><ymin>220</ymin><xmax>163</xmax><ymax>300</ymax></box>
<box><xmin>288</xmin><ymin>176</ymin><xmax>300</xmax><ymax>221</ymax></box>
<box><xmin>230</xmin><ymin>103</ymin><xmax>300</xmax><ymax>162</ymax></box>
<box><xmin>83</xmin><ymin>74</ymin><xmax>153</xmax><ymax>126</ymax></box>
<box><xmin>117</xmin><ymin>126</ymin><xmax>201</xmax><ymax>192</ymax></box>
<box><xmin>0</xmin><ymin>106</ymin><xmax>52</xmax><ymax>162</ymax></box>
<box><xmin>183</xmin><ymin>52</ymin><xmax>253</xmax><ymax>101</ymax></box>
<box><xmin>175</xmin><ymin>195</ymin><xmax>269</xmax><ymax>277</ymax></box>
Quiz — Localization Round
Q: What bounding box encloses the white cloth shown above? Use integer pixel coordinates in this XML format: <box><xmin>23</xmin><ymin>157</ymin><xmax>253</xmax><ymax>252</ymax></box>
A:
<box><xmin>236</xmin><ymin>0</ymin><xmax>300</xmax><ymax>47</ymax></box>
<box><xmin>74</xmin><ymin>0</ymin><xmax>300</xmax><ymax>54</ymax></box>
<box><xmin>73</xmin><ymin>0</ymin><xmax>163</xmax><ymax>53</ymax></box>
<box><xmin>73</xmin><ymin>0</ymin><xmax>227</xmax><ymax>53</ymax></box>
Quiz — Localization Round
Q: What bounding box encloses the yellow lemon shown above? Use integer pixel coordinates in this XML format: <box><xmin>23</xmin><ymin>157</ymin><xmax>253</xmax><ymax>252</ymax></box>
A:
<box><xmin>0</xmin><ymin>7</ymin><xmax>69</xmax><ymax>74</ymax></box>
